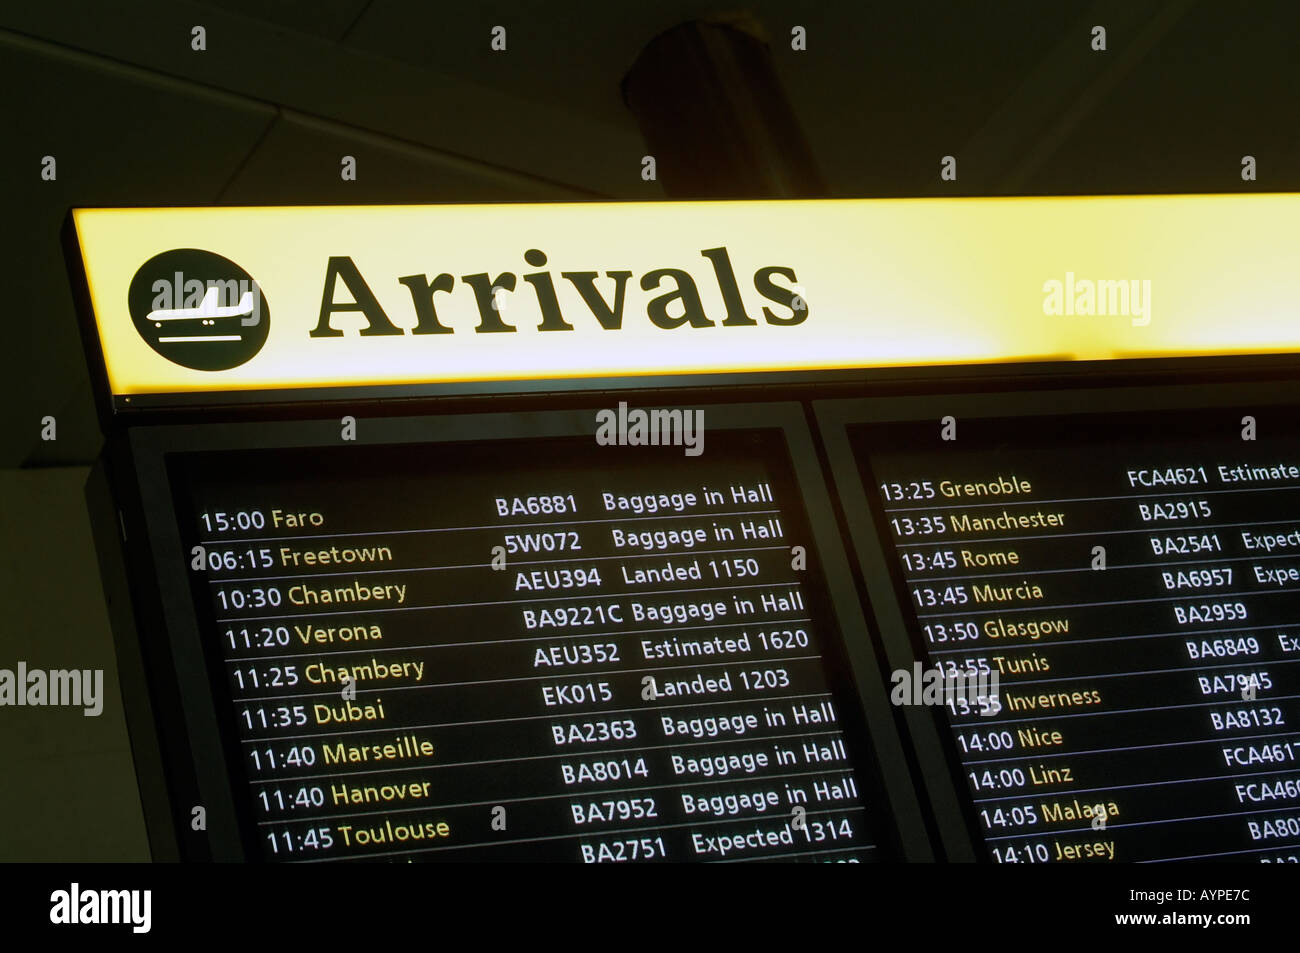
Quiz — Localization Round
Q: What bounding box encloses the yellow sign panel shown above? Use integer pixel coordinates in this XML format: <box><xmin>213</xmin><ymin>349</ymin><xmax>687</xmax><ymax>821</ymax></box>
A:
<box><xmin>70</xmin><ymin>197</ymin><xmax>1300</xmax><ymax>397</ymax></box>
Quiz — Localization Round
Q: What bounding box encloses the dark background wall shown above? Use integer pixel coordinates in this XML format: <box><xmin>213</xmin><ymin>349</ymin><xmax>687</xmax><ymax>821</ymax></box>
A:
<box><xmin>2</xmin><ymin>0</ymin><xmax>1298</xmax><ymax>860</ymax></box>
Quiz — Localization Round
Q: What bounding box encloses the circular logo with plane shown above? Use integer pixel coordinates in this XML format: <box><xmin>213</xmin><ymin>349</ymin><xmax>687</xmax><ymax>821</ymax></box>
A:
<box><xmin>127</xmin><ymin>249</ymin><xmax>269</xmax><ymax>370</ymax></box>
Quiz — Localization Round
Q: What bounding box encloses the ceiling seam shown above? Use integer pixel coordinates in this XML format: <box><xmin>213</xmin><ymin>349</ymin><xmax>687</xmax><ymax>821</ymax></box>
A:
<box><xmin>0</xmin><ymin>26</ymin><xmax>610</xmax><ymax>199</ymax></box>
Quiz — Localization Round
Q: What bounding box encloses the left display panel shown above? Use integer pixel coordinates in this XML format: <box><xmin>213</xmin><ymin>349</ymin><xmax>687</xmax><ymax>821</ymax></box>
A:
<box><xmin>119</xmin><ymin>404</ymin><xmax>927</xmax><ymax>862</ymax></box>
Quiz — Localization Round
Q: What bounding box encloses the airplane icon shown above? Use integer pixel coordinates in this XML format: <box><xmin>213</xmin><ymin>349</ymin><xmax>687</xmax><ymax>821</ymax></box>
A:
<box><xmin>146</xmin><ymin>285</ymin><xmax>255</xmax><ymax>342</ymax></box>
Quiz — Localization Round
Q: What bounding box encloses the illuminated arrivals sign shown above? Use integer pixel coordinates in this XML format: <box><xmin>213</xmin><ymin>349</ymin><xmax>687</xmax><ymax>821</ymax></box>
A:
<box><xmin>70</xmin><ymin>196</ymin><xmax>1300</xmax><ymax>397</ymax></box>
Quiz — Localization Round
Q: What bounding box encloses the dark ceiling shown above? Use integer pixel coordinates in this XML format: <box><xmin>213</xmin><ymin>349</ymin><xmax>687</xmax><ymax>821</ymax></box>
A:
<box><xmin>4</xmin><ymin>0</ymin><xmax>1298</xmax><ymax>467</ymax></box>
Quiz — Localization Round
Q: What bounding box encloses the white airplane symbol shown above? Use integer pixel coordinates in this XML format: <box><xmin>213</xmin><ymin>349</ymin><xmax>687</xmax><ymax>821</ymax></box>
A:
<box><xmin>148</xmin><ymin>286</ymin><xmax>254</xmax><ymax>323</ymax></box>
<box><xmin>149</xmin><ymin>286</ymin><xmax>255</xmax><ymax>342</ymax></box>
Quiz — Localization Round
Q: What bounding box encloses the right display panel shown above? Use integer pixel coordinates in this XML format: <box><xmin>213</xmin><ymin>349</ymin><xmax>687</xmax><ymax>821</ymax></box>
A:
<box><xmin>820</xmin><ymin>393</ymin><xmax>1300</xmax><ymax>863</ymax></box>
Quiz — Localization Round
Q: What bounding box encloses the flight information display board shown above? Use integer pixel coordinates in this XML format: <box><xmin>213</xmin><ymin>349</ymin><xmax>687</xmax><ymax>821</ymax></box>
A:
<box><xmin>822</xmin><ymin>393</ymin><xmax>1300</xmax><ymax>863</ymax></box>
<box><xmin>130</xmin><ymin>406</ymin><xmax>918</xmax><ymax>863</ymax></box>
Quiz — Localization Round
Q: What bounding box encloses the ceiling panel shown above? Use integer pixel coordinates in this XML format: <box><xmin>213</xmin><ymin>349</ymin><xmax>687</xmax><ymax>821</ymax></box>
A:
<box><xmin>220</xmin><ymin>110</ymin><xmax>595</xmax><ymax>204</ymax></box>
<box><xmin>3</xmin><ymin>0</ymin><xmax>648</xmax><ymax>197</ymax></box>
<box><xmin>199</xmin><ymin>0</ymin><xmax>371</xmax><ymax>42</ymax></box>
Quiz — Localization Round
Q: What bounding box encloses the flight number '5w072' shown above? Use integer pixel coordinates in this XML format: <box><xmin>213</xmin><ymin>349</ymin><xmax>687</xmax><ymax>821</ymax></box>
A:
<box><xmin>504</xmin><ymin>531</ymin><xmax>582</xmax><ymax>553</ymax></box>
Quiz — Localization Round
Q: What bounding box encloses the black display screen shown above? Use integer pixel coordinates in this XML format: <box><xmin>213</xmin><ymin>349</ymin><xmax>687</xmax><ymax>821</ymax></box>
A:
<box><xmin>850</xmin><ymin>405</ymin><xmax>1300</xmax><ymax>863</ymax></box>
<box><xmin>163</xmin><ymin>425</ymin><xmax>895</xmax><ymax>862</ymax></box>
